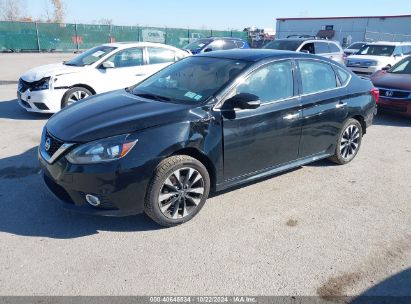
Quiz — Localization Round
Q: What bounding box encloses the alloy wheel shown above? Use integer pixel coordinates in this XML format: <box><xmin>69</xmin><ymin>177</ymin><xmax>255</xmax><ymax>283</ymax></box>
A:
<box><xmin>158</xmin><ymin>167</ymin><xmax>205</xmax><ymax>219</ymax></box>
<box><xmin>67</xmin><ymin>90</ymin><xmax>90</xmax><ymax>106</ymax></box>
<box><xmin>340</xmin><ymin>124</ymin><xmax>360</xmax><ymax>160</ymax></box>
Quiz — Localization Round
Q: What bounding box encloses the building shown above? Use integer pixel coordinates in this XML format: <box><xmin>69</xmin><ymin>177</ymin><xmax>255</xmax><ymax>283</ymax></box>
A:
<box><xmin>276</xmin><ymin>15</ymin><xmax>411</xmax><ymax>47</ymax></box>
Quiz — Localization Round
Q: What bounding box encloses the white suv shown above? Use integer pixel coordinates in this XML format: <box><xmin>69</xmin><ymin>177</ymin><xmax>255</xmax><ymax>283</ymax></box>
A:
<box><xmin>17</xmin><ymin>42</ymin><xmax>190</xmax><ymax>113</ymax></box>
<box><xmin>346</xmin><ymin>41</ymin><xmax>411</xmax><ymax>77</ymax></box>
<box><xmin>264</xmin><ymin>37</ymin><xmax>345</xmax><ymax>65</ymax></box>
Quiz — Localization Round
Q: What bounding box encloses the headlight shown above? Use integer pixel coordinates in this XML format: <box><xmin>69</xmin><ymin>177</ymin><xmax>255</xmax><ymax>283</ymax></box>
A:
<box><xmin>66</xmin><ymin>134</ymin><xmax>138</xmax><ymax>164</ymax></box>
<box><xmin>31</xmin><ymin>77</ymin><xmax>50</xmax><ymax>91</ymax></box>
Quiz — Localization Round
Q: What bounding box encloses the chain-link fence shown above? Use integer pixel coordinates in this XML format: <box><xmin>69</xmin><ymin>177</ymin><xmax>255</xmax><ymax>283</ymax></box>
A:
<box><xmin>0</xmin><ymin>21</ymin><xmax>248</xmax><ymax>52</ymax></box>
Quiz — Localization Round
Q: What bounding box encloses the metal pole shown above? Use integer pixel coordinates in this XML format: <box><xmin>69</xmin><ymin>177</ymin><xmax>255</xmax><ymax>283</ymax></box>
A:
<box><xmin>35</xmin><ymin>22</ymin><xmax>40</xmax><ymax>53</ymax></box>
<box><xmin>75</xmin><ymin>23</ymin><xmax>79</xmax><ymax>52</ymax></box>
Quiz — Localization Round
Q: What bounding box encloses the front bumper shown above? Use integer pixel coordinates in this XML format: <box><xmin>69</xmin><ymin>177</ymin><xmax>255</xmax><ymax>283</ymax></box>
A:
<box><xmin>378</xmin><ymin>97</ymin><xmax>411</xmax><ymax>117</ymax></box>
<box><xmin>38</xmin><ymin>148</ymin><xmax>151</xmax><ymax>217</ymax></box>
<box><xmin>17</xmin><ymin>88</ymin><xmax>66</xmax><ymax>113</ymax></box>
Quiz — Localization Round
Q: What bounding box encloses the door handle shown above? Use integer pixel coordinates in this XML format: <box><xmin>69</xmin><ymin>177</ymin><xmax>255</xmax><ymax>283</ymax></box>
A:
<box><xmin>336</xmin><ymin>102</ymin><xmax>347</xmax><ymax>109</ymax></box>
<box><xmin>283</xmin><ymin>113</ymin><xmax>299</xmax><ymax>120</ymax></box>
<box><xmin>135</xmin><ymin>73</ymin><xmax>146</xmax><ymax>76</ymax></box>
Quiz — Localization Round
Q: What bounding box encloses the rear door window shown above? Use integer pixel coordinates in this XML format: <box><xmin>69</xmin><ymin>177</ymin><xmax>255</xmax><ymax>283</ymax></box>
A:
<box><xmin>298</xmin><ymin>60</ymin><xmax>337</xmax><ymax>94</ymax></box>
<box><xmin>314</xmin><ymin>42</ymin><xmax>331</xmax><ymax>54</ymax></box>
<box><xmin>223</xmin><ymin>40</ymin><xmax>238</xmax><ymax>50</ymax></box>
<box><xmin>147</xmin><ymin>47</ymin><xmax>176</xmax><ymax>64</ymax></box>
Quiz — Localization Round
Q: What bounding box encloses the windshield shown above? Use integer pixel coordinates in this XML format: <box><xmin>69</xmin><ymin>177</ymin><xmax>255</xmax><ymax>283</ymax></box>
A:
<box><xmin>347</xmin><ymin>42</ymin><xmax>365</xmax><ymax>49</ymax></box>
<box><xmin>263</xmin><ymin>40</ymin><xmax>301</xmax><ymax>51</ymax></box>
<box><xmin>132</xmin><ymin>56</ymin><xmax>250</xmax><ymax>104</ymax></box>
<box><xmin>357</xmin><ymin>45</ymin><xmax>395</xmax><ymax>56</ymax></box>
<box><xmin>184</xmin><ymin>39</ymin><xmax>212</xmax><ymax>51</ymax></box>
<box><xmin>64</xmin><ymin>46</ymin><xmax>117</xmax><ymax>66</ymax></box>
<box><xmin>389</xmin><ymin>57</ymin><xmax>411</xmax><ymax>74</ymax></box>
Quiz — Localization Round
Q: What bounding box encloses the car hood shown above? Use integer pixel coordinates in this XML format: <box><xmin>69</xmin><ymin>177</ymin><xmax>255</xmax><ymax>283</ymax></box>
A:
<box><xmin>371</xmin><ymin>70</ymin><xmax>411</xmax><ymax>90</ymax></box>
<box><xmin>20</xmin><ymin>63</ymin><xmax>84</xmax><ymax>82</ymax></box>
<box><xmin>46</xmin><ymin>90</ymin><xmax>198</xmax><ymax>142</ymax></box>
<box><xmin>347</xmin><ymin>55</ymin><xmax>389</xmax><ymax>62</ymax></box>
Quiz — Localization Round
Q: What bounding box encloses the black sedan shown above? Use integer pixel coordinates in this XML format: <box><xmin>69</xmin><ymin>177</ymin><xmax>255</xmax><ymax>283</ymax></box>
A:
<box><xmin>39</xmin><ymin>50</ymin><xmax>378</xmax><ymax>227</ymax></box>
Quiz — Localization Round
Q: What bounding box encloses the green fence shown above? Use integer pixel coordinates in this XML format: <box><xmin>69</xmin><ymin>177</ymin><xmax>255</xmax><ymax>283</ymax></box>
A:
<box><xmin>0</xmin><ymin>21</ymin><xmax>248</xmax><ymax>52</ymax></box>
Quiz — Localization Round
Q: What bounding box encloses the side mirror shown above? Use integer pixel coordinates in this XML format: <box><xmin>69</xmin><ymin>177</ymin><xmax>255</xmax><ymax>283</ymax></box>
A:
<box><xmin>203</xmin><ymin>48</ymin><xmax>213</xmax><ymax>53</ymax></box>
<box><xmin>226</xmin><ymin>93</ymin><xmax>261</xmax><ymax>110</ymax></box>
<box><xmin>382</xmin><ymin>66</ymin><xmax>391</xmax><ymax>71</ymax></box>
<box><xmin>300</xmin><ymin>49</ymin><xmax>310</xmax><ymax>54</ymax></box>
<box><xmin>102</xmin><ymin>61</ymin><xmax>115</xmax><ymax>69</ymax></box>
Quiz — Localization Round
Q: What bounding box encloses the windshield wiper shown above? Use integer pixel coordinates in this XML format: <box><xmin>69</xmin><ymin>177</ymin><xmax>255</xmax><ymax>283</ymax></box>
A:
<box><xmin>134</xmin><ymin>93</ymin><xmax>171</xmax><ymax>101</ymax></box>
<box><xmin>63</xmin><ymin>62</ymin><xmax>84</xmax><ymax>67</ymax></box>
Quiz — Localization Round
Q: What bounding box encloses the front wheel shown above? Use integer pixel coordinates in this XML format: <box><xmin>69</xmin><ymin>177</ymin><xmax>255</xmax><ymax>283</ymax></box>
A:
<box><xmin>329</xmin><ymin>118</ymin><xmax>363</xmax><ymax>165</ymax></box>
<box><xmin>145</xmin><ymin>155</ymin><xmax>210</xmax><ymax>227</ymax></box>
<box><xmin>62</xmin><ymin>87</ymin><xmax>92</xmax><ymax>108</ymax></box>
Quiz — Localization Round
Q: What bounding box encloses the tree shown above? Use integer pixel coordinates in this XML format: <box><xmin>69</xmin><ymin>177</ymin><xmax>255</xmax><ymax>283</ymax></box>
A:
<box><xmin>50</xmin><ymin>0</ymin><xmax>65</xmax><ymax>23</ymax></box>
<box><xmin>0</xmin><ymin>0</ymin><xmax>22</xmax><ymax>21</ymax></box>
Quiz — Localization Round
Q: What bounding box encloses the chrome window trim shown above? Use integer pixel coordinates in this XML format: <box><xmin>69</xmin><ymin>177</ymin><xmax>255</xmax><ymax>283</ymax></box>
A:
<box><xmin>213</xmin><ymin>57</ymin><xmax>351</xmax><ymax>111</ymax></box>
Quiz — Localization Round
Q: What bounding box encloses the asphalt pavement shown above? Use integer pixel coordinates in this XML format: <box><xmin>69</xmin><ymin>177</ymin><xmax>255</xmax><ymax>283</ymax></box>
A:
<box><xmin>0</xmin><ymin>54</ymin><xmax>410</xmax><ymax>298</ymax></box>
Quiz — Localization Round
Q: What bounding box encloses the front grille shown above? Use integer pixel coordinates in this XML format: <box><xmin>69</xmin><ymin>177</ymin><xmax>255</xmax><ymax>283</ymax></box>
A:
<box><xmin>45</xmin><ymin>131</ymin><xmax>64</xmax><ymax>157</ymax></box>
<box><xmin>20</xmin><ymin>100</ymin><xmax>31</xmax><ymax>108</ymax></box>
<box><xmin>379</xmin><ymin>88</ymin><xmax>411</xmax><ymax>99</ymax></box>
<box><xmin>379</xmin><ymin>104</ymin><xmax>407</xmax><ymax>113</ymax></box>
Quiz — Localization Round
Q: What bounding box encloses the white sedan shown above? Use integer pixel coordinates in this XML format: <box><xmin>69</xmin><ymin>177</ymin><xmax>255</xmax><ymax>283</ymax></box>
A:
<box><xmin>17</xmin><ymin>42</ymin><xmax>190</xmax><ymax>113</ymax></box>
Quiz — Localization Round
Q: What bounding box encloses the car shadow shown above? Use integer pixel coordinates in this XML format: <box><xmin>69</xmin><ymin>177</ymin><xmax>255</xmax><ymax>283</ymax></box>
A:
<box><xmin>0</xmin><ymin>99</ymin><xmax>52</xmax><ymax>120</ymax></box>
<box><xmin>374</xmin><ymin>111</ymin><xmax>411</xmax><ymax>127</ymax></box>
<box><xmin>0</xmin><ymin>147</ymin><xmax>163</xmax><ymax>239</ymax></box>
<box><xmin>350</xmin><ymin>268</ymin><xmax>411</xmax><ymax>303</ymax></box>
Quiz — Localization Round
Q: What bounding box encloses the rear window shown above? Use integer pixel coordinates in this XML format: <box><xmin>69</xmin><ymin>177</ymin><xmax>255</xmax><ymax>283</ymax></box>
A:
<box><xmin>264</xmin><ymin>40</ymin><xmax>302</xmax><ymax>51</ymax></box>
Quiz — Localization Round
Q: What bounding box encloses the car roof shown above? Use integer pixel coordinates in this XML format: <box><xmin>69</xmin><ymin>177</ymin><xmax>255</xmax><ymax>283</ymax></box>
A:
<box><xmin>195</xmin><ymin>49</ymin><xmax>321</xmax><ymax>62</ymax></box>
<box><xmin>276</xmin><ymin>38</ymin><xmax>339</xmax><ymax>44</ymax></box>
<box><xmin>100</xmin><ymin>41</ymin><xmax>182</xmax><ymax>50</ymax></box>
<box><xmin>366</xmin><ymin>41</ymin><xmax>411</xmax><ymax>46</ymax></box>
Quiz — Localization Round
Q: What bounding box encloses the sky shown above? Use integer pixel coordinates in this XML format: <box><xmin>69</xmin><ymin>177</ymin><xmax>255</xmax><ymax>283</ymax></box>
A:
<box><xmin>25</xmin><ymin>0</ymin><xmax>411</xmax><ymax>30</ymax></box>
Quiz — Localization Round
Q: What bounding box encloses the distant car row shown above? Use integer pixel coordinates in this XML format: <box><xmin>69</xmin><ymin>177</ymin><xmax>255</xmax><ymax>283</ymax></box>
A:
<box><xmin>17</xmin><ymin>38</ymin><xmax>250</xmax><ymax>113</ymax></box>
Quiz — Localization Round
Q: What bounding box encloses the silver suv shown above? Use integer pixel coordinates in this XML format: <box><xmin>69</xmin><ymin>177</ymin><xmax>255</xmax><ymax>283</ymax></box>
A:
<box><xmin>264</xmin><ymin>37</ymin><xmax>345</xmax><ymax>65</ymax></box>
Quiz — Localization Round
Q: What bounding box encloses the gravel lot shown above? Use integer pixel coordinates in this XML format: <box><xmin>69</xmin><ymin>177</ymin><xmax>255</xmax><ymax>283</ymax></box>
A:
<box><xmin>0</xmin><ymin>54</ymin><xmax>410</xmax><ymax>298</ymax></box>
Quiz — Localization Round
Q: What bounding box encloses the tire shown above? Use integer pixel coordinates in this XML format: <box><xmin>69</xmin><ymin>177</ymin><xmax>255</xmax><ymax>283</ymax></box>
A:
<box><xmin>62</xmin><ymin>87</ymin><xmax>92</xmax><ymax>108</ymax></box>
<box><xmin>145</xmin><ymin>155</ymin><xmax>210</xmax><ymax>227</ymax></box>
<box><xmin>329</xmin><ymin>118</ymin><xmax>363</xmax><ymax>165</ymax></box>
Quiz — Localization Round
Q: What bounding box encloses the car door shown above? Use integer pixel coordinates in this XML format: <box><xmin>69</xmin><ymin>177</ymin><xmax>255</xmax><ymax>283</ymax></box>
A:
<box><xmin>296</xmin><ymin>59</ymin><xmax>349</xmax><ymax>158</ymax></box>
<box><xmin>145</xmin><ymin>47</ymin><xmax>178</xmax><ymax>77</ymax></box>
<box><xmin>220</xmin><ymin>60</ymin><xmax>302</xmax><ymax>180</ymax></box>
<box><xmin>314</xmin><ymin>41</ymin><xmax>332</xmax><ymax>59</ymax></box>
<box><xmin>96</xmin><ymin>47</ymin><xmax>146</xmax><ymax>92</ymax></box>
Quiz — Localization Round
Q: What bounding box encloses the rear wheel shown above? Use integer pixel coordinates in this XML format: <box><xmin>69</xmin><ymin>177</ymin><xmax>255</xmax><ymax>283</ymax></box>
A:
<box><xmin>145</xmin><ymin>155</ymin><xmax>210</xmax><ymax>227</ymax></box>
<box><xmin>329</xmin><ymin>118</ymin><xmax>363</xmax><ymax>165</ymax></box>
<box><xmin>62</xmin><ymin>87</ymin><xmax>92</xmax><ymax>108</ymax></box>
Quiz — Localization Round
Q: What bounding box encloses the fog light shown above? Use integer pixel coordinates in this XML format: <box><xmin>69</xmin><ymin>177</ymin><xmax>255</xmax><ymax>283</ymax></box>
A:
<box><xmin>85</xmin><ymin>194</ymin><xmax>101</xmax><ymax>206</ymax></box>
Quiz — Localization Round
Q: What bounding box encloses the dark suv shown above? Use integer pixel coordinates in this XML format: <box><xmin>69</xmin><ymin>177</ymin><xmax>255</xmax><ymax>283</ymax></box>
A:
<box><xmin>39</xmin><ymin>50</ymin><xmax>378</xmax><ymax>227</ymax></box>
<box><xmin>183</xmin><ymin>37</ymin><xmax>250</xmax><ymax>54</ymax></box>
